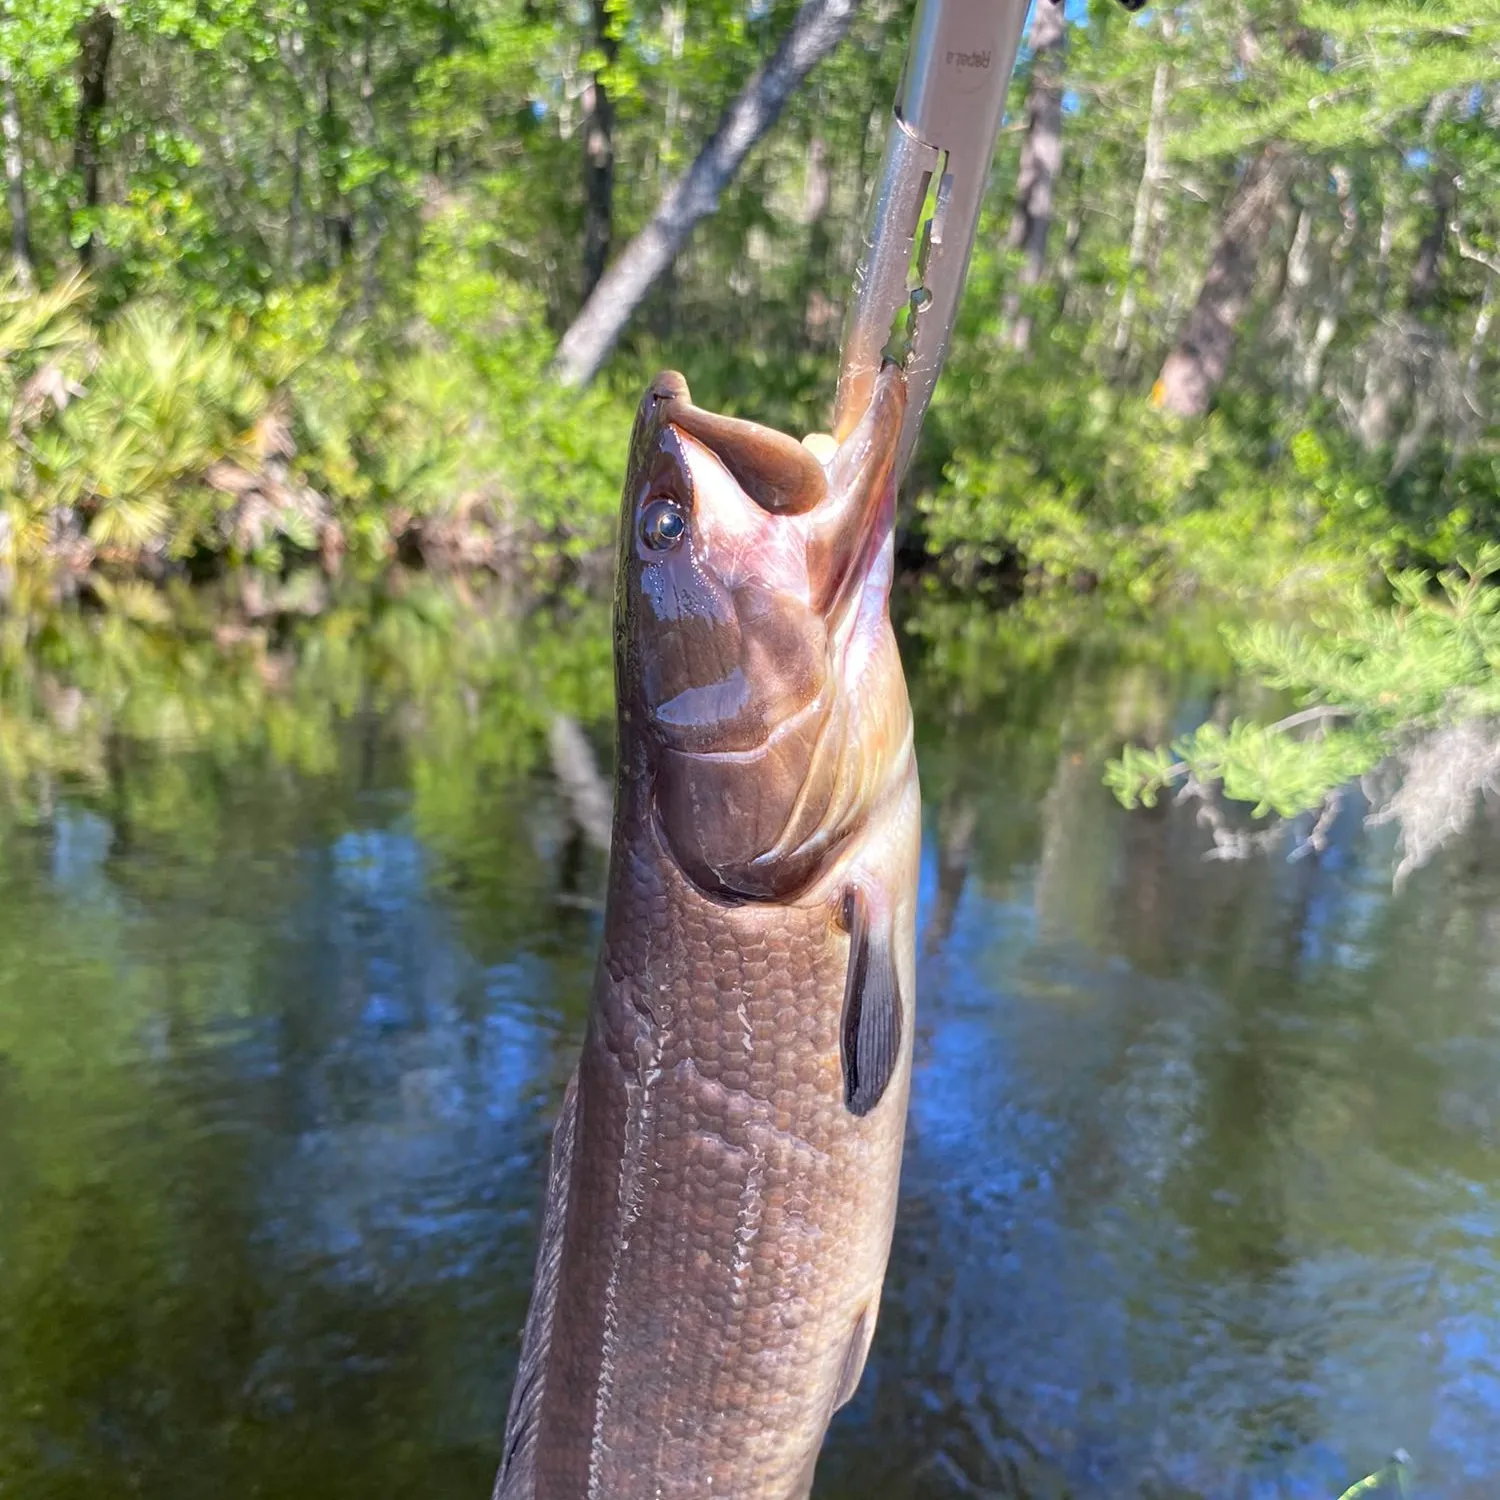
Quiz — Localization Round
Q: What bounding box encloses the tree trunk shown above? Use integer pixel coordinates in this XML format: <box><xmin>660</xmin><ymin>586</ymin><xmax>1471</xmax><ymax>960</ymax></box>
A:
<box><xmin>1447</xmin><ymin>272</ymin><xmax>1495</xmax><ymax>464</ymax></box>
<box><xmin>1153</xmin><ymin>145</ymin><xmax>1289</xmax><ymax>418</ymax></box>
<box><xmin>1052</xmin><ymin>156</ymin><xmax>1086</xmax><ymax>324</ymax></box>
<box><xmin>1001</xmin><ymin>0</ymin><xmax>1066</xmax><ymax>354</ymax></box>
<box><xmin>1357</xmin><ymin>166</ymin><xmax>1457</xmax><ymax>451</ymax></box>
<box><xmin>1408</xmin><ymin>163</ymin><xmax>1455</xmax><ymax>313</ymax></box>
<box><xmin>1269</xmin><ymin>204</ymin><xmax>1311</xmax><ymax>349</ymax></box>
<box><xmin>1357</xmin><ymin>338</ymin><xmax>1406</xmax><ymax>451</ymax></box>
<box><xmin>1463</xmin><ymin>278</ymin><xmax>1494</xmax><ymax>418</ymax></box>
<box><xmin>0</xmin><ymin>53</ymin><xmax>32</xmax><ymax>290</ymax></box>
<box><xmin>73</xmin><ymin>5</ymin><xmax>115</xmax><ymax>270</ymax></box>
<box><xmin>580</xmin><ymin>0</ymin><xmax>618</xmax><ymax>303</ymax></box>
<box><xmin>321</xmin><ymin>63</ymin><xmax>352</xmax><ymax>266</ymax></box>
<box><xmin>288</xmin><ymin>125</ymin><xmax>305</xmax><ymax>275</ymax></box>
<box><xmin>1301</xmin><ymin>163</ymin><xmax>1357</xmax><ymax>398</ymax></box>
<box><xmin>552</xmin><ymin>0</ymin><xmax>861</xmax><ymax>388</ymax></box>
<box><xmin>1374</xmin><ymin>193</ymin><xmax>1394</xmax><ymax>310</ymax></box>
<box><xmin>657</xmin><ymin>1</ymin><xmax>685</xmax><ymax>186</ymax></box>
<box><xmin>800</xmin><ymin>132</ymin><xmax>837</xmax><ymax>344</ymax></box>
<box><xmin>1112</xmin><ymin>57</ymin><xmax>1169</xmax><ymax>362</ymax></box>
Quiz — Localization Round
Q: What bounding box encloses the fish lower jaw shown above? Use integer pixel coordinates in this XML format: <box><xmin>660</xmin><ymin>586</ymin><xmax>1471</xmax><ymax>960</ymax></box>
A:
<box><xmin>831</xmin><ymin>529</ymin><xmax>895</xmax><ymax>689</ymax></box>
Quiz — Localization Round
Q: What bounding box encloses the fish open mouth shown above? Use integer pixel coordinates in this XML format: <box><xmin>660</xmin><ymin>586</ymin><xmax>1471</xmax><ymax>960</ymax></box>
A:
<box><xmin>654</xmin><ymin>361</ymin><xmax>908</xmax><ymax>638</ymax></box>
<box><xmin>621</xmin><ymin>362</ymin><xmax>913</xmax><ymax>902</ymax></box>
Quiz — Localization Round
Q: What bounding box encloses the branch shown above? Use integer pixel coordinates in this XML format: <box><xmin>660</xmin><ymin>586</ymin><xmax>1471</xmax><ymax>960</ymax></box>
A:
<box><xmin>552</xmin><ymin>0</ymin><xmax>861</xmax><ymax>387</ymax></box>
<box><xmin>1264</xmin><ymin>702</ymin><xmax>1356</xmax><ymax>734</ymax></box>
<box><xmin>1452</xmin><ymin>221</ymin><xmax>1500</xmax><ymax>278</ymax></box>
<box><xmin>548</xmin><ymin>714</ymin><xmax>612</xmax><ymax>854</ymax></box>
<box><xmin>1288</xmin><ymin>786</ymin><xmax>1344</xmax><ymax>862</ymax></box>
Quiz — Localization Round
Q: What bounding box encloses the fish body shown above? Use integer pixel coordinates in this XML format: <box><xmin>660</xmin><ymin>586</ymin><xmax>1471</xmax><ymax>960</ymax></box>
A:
<box><xmin>496</xmin><ymin>364</ymin><xmax>920</xmax><ymax>1500</ymax></box>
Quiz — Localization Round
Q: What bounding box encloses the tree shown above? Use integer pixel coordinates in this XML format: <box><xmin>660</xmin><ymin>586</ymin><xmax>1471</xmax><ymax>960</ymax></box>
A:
<box><xmin>72</xmin><ymin>3</ymin><xmax>113</xmax><ymax>269</ymax></box>
<box><xmin>1109</xmin><ymin>38</ymin><xmax>1170</xmax><ymax>366</ymax></box>
<box><xmin>1002</xmin><ymin>0</ymin><xmax>1067</xmax><ymax>354</ymax></box>
<box><xmin>1153</xmin><ymin>143</ymin><xmax>1289</xmax><ymax>417</ymax></box>
<box><xmin>552</xmin><ymin>0</ymin><xmax>862</xmax><ymax>388</ymax></box>
<box><xmin>580</xmin><ymin>0</ymin><xmax>618</xmax><ymax>302</ymax></box>
<box><xmin>0</xmin><ymin>50</ymin><xmax>31</xmax><ymax>288</ymax></box>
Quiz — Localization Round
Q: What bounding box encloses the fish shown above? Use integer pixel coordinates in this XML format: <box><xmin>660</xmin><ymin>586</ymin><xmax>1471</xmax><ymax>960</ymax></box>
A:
<box><xmin>494</xmin><ymin>358</ymin><xmax>921</xmax><ymax>1500</ymax></box>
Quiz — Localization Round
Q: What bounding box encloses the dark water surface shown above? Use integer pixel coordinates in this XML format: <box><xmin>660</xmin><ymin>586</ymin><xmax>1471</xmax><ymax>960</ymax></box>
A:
<box><xmin>2</xmin><ymin>580</ymin><xmax>1496</xmax><ymax>1499</ymax></box>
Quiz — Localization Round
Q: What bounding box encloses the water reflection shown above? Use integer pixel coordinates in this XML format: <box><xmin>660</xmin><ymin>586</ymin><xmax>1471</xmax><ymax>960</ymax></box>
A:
<box><xmin>0</xmin><ymin>580</ymin><xmax>1495</xmax><ymax>1498</ymax></box>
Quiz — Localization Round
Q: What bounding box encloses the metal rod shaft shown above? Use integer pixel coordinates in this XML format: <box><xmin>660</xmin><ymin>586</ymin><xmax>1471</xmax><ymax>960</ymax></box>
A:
<box><xmin>835</xmin><ymin>0</ymin><xmax>1033</xmax><ymax>482</ymax></box>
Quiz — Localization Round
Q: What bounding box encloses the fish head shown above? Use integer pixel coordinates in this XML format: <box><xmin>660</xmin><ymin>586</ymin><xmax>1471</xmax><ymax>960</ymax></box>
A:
<box><xmin>614</xmin><ymin>364</ymin><xmax>910</xmax><ymax>902</ymax></box>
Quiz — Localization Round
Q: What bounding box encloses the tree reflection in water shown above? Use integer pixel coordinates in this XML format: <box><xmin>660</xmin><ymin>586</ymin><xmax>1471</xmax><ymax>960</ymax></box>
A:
<box><xmin>0</xmin><ymin>578</ymin><xmax>1494</xmax><ymax>1499</ymax></box>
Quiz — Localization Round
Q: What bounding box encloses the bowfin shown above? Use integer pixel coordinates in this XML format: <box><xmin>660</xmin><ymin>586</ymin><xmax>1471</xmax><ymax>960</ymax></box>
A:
<box><xmin>839</xmin><ymin>887</ymin><xmax>902</xmax><ymax>1117</ymax></box>
<box><xmin>493</xmin><ymin>1071</ymin><xmax>579</xmax><ymax>1499</ymax></box>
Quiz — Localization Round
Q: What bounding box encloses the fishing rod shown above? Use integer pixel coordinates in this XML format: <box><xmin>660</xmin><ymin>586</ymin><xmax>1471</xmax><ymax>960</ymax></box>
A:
<box><xmin>836</xmin><ymin>0</ymin><xmax>1142</xmax><ymax>484</ymax></box>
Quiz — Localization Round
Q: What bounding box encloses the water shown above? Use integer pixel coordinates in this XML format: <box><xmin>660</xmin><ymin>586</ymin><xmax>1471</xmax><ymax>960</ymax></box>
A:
<box><xmin>1</xmin><ymin>578</ymin><xmax>1497</xmax><ymax>1499</ymax></box>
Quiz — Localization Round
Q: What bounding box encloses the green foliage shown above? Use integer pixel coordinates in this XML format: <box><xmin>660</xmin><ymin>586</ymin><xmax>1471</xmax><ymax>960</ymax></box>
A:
<box><xmin>43</xmin><ymin>305</ymin><xmax>265</xmax><ymax>550</ymax></box>
<box><xmin>0</xmin><ymin>0</ymin><xmax>1495</xmax><ymax>605</ymax></box>
<box><xmin>916</xmin><ymin>337</ymin><xmax>1401</xmax><ymax>604</ymax></box>
<box><xmin>0</xmin><ymin>246</ymin><xmax>636</xmax><ymax>572</ymax></box>
<box><xmin>1107</xmin><ymin>550</ymin><xmax>1500</xmax><ymax>856</ymax></box>
<box><xmin>0</xmin><ymin>273</ymin><xmax>92</xmax><ymax>518</ymax></box>
<box><xmin>0</xmin><ymin>0</ymin><xmax>1494</xmax><ymax>891</ymax></box>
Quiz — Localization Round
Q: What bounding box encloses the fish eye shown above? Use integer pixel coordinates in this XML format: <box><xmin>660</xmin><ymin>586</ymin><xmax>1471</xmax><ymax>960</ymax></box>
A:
<box><xmin>640</xmin><ymin>498</ymin><xmax>687</xmax><ymax>552</ymax></box>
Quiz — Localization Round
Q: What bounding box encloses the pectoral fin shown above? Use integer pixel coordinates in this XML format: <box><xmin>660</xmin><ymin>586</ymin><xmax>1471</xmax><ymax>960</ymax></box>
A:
<box><xmin>831</xmin><ymin>1303</ymin><xmax>875</xmax><ymax>1411</ymax></box>
<box><xmin>840</xmin><ymin>887</ymin><xmax>902</xmax><ymax>1117</ymax></box>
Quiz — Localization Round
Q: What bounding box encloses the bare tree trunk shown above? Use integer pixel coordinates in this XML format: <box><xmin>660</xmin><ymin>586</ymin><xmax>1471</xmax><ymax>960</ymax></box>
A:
<box><xmin>1464</xmin><ymin>278</ymin><xmax>1495</xmax><ymax>409</ymax></box>
<box><xmin>357</xmin><ymin>19</ymin><xmax>382</xmax><ymax>310</ymax></box>
<box><xmin>1448</xmin><ymin>225</ymin><xmax>1500</xmax><ymax>460</ymax></box>
<box><xmin>1356</xmin><ymin>190</ymin><xmax>1404</xmax><ymax>449</ymax></box>
<box><xmin>1408</xmin><ymin>163</ymin><xmax>1455</xmax><ymax>312</ymax></box>
<box><xmin>1112</xmin><ymin>57</ymin><xmax>1169</xmax><ymax>362</ymax></box>
<box><xmin>73</xmin><ymin>5</ymin><xmax>115</xmax><ymax>270</ymax></box>
<box><xmin>657</xmin><ymin>1</ymin><xmax>685</xmax><ymax>186</ymax></box>
<box><xmin>1388</xmin><ymin>390</ymin><xmax>1439</xmax><ymax>480</ymax></box>
<box><xmin>1153</xmin><ymin>145</ymin><xmax>1289</xmax><ymax>417</ymax></box>
<box><xmin>580</xmin><ymin>0</ymin><xmax>618</xmax><ymax>302</ymax></box>
<box><xmin>1269</xmin><ymin>204</ymin><xmax>1311</xmax><ymax>349</ymax></box>
<box><xmin>1301</xmin><ymin>163</ymin><xmax>1357</xmax><ymax>398</ymax></box>
<box><xmin>1001</xmin><ymin>0</ymin><xmax>1066</xmax><ymax>353</ymax></box>
<box><xmin>288</xmin><ymin>124</ymin><xmax>305</xmax><ymax>275</ymax></box>
<box><xmin>1357</xmin><ymin>339</ymin><xmax>1406</xmax><ymax>450</ymax></box>
<box><xmin>0</xmin><ymin>53</ymin><xmax>32</xmax><ymax>290</ymax></box>
<box><xmin>321</xmin><ymin>63</ymin><xmax>352</xmax><ymax>266</ymax></box>
<box><xmin>1455</xmin><ymin>275</ymin><xmax>1494</xmax><ymax>457</ymax></box>
<box><xmin>277</xmin><ymin>27</ymin><xmax>305</xmax><ymax>273</ymax></box>
<box><xmin>1374</xmin><ymin>193</ymin><xmax>1394</xmax><ymax>310</ymax></box>
<box><xmin>553</xmin><ymin>0</ymin><xmax>862</xmax><ymax>388</ymax></box>
<box><xmin>800</xmin><ymin>132</ymin><xmax>837</xmax><ymax>344</ymax></box>
<box><xmin>1359</xmin><ymin>165</ymin><xmax>1457</xmax><ymax>450</ymax></box>
<box><xmin>1053</xmin><ymin>194</ymin><xmax>1084</xmax><ymax>323</ymax></box>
